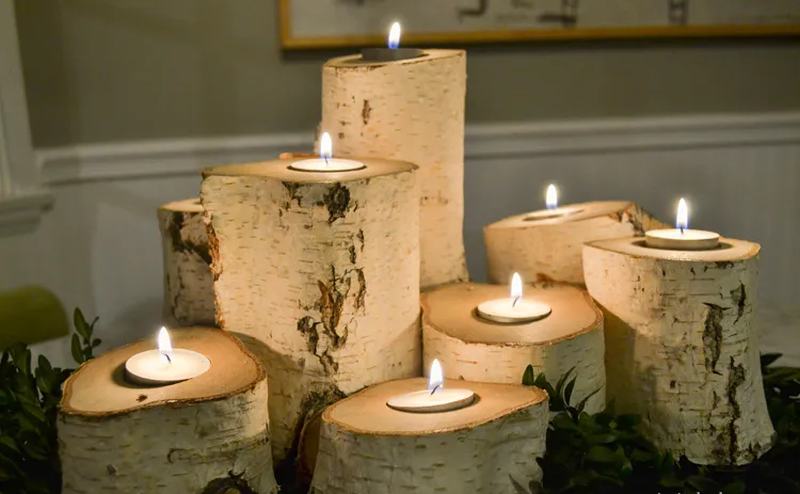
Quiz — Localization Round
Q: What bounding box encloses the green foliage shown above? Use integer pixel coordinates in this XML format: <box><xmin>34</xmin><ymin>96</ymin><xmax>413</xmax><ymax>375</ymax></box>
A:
<box><xmin>0</xmin><ymin>308</ymin><xmax>100</xmax><ymax>494</ymax></box>
<box><xmin>515</xmin><ymin>356</ymin><xmax>800</xmax><ymax>494</ymax></box>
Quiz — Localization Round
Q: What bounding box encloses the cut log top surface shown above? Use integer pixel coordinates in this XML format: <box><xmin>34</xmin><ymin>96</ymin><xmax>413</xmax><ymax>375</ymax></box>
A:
<box><xmin>422</xmin><ymin>283</ymin><xmax>602</xmax><ymax>345</ymax></box>
<box><xmin>585</xmin><ymin>237</ymin><xmax>759</xmax><ymax>262</ymax></box>
<box><xmin>486</xmin><ymin>201</ymin><xmax>642</xmax><ymax>229</ymax></box>
<box><xmin>324</xmin><ymin>49</ymin><xmax>463</xmax><ymax>69</ymax></box>
<box><xmin>323</xmin><ymin>378</ymin><xmax>546</xmax><ymax>435</ymax></box>
<box><xmin>158</xmin><ymin>198</ymin><xmax>203</xmax><ymax>213</ymax></box>
<box><xmin>60</xmin><ymin>327</ymin><xmax>263</xmax><ymax>417</ymax></box>
<box><xmin>202</xmin><ymin>158</ymin><xmax>416</xmax><ymax>183</ymax></box>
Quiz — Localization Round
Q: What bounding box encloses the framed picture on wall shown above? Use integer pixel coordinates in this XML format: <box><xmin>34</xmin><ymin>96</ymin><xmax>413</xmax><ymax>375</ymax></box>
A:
<box><xmin>279</xmin><ymin>0</ymin><xmax>800</xmax><ymax>49</ymax></box>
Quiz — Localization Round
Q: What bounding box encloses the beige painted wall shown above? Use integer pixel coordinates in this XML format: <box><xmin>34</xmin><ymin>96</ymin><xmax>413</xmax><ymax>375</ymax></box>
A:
<box><xmin>15</xmin><ymin>0</ymin><xmax>800</xmax><ymax>147</ymax></box>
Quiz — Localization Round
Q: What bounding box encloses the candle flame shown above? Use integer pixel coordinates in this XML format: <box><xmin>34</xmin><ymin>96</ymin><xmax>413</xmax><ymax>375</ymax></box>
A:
<box><xmin>158</xmin><ymin>327</ymin><xmax>173</xmax><ymax>361</ymax></box>
<box><xmin>428</xmin><ymin>358</ymin><xmax>444</xmax><ymax>394</ymax></box>
<box><xmin>319</xmin><ymin>132</ymin><xmax>333</xmax><ymax>161</ymax></box>
<box><xmin>511</xmin><ymin>272</ymin><xmax>523</xmax><ymax>303</ymax></box>
<box><xmin>546</xmin><ymin>184</ymin><xmax>558</xmax><ymax>210</ymax></box>
<box><xmin>676</xmin><ymin>198</ymin><xmax>689</xmax><ymax>231</ymax></box>
<box><xmin>388</xmin><ymin>22</ymin><xmax>401</xmax><ymax>49</ymax></box>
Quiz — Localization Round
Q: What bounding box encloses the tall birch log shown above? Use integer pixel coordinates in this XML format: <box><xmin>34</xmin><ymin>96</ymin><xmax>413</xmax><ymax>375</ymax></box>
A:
<box><xmin>310</xmin><ymin>378</ymin><xmax>548</xmax><ymax>494</ymax></box>
<box><xmin>58</xmin><ymin>327</ymin><xmax>277</xmax><ymax>494</ymax></box>
<box><xmin>485</xmin><ymin>201</ymin><xmax>667</xmax><ymax>285</ymax></box>
<box><xmin>201</xmin><ymin>158</ymin><xmax>421</xmax><ymax>466</ymax></box>
<box><xmin>158</xmin><ymin>198</ymin><xmax>215</xmax><ymax>327</ymax></box>
<box><xmin>422</xmin><ymin>282</ymin><xmax>606</xmax><ymax>413</ymax></box>
<box><xmin>321</xmin><ymin>50</ymin><xmax>468</xmax><ymax>289</ymax></box>
<box><xmin>583</xmin><ymin>237</ymin><xmax>775</xmax><ymax>465</ymax></box>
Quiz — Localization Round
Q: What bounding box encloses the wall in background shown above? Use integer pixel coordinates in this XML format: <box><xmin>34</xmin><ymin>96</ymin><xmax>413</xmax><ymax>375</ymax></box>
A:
<box><xmin>13</xmin><ymin>0</ymin><xmax>800</xmax><ymax>147</ymax></box>
<box><xmin>1</xmin><ymin>114</ymin><xmax>798</xmax><ymax>367</ymax></box>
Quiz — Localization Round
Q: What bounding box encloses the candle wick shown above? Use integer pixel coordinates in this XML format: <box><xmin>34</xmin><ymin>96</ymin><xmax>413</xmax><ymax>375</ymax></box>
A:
<box><xmin>512</xmin><ymin>296</ymin><xmax>521</xmax><ymax>308</ymax></box>
<box><xmin>680</xmin><ymin>227</ymin><xmax>685</xmax><ymax>235</ymax></box>
<box><xmin>430</xmin><ymin>384</ymin><xmax>441</xmax><ymax>396</ymax></box>
<box><xmin>164</xmin><ymin>353</ymin><xmax>172</xmax><ymax>364</ymax></box>
<box><xmin>324</xmin><ymin>156</ymin><xmax>329</xmax><ymax>166</ymax></box>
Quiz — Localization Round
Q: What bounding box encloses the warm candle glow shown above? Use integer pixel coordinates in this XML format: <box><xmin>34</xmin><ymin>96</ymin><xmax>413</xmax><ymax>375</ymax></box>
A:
<box><xmin>158</xmin><ymin>327</ymin><xmax>173</xmax><ymax>360</ymax></box>
<box><xmin>388</xmin><ymin>22</ymin><xmax>401</xmax><ymax>49</ymax></box>
<box><xmin>510</xmin><ymin>272</ymin><xmax>523</xmax><ymax>301</ymax></box>
<box><xmin>320</xmin><ymin>132</ymin><xmax>333</xmax><ymax>160</ymax></box>
<box><xmin>428</xmin><ymin>359</ymin><xmax>444</xmax><ymax>394</ymax></box>
<box><xmin>546</xmin><ymin>184</ymin><xmax>558</xmax><ymax>210</ymax></box>
<box><xmin>676</xmin><ymin>198</ymin><xmax>689</xmax><ymax>231</ymax></box>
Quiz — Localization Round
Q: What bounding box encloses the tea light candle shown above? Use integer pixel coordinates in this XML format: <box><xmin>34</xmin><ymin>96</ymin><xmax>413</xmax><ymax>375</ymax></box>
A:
<box><xmin>387</xmin><ymin>359</ymin><xmax>474</xmax><ymax>413</ymax></box>
<box><xmin>477</xmin><ymin>273</ymin><xmax>552</xmax><ymax>324</ymax></box>
<box><xmin>289</xmin><ymin>132</ymin><xmax>365</xmax><ymax>172</ymax></box>
<box><xmin>524</xmin><ymin>184</ymin><xmax>584</xmax><ymax>221</ymax></box>
<box><xmin>125</xmin><ymin>327</ymin><xmax>211</xmax><ymax>386</ymax></box>
<box><xmin>645</xmin><ymin>198</ymin><xmax>720</xmax><ymax>250</ymax></box>
<box><xmin>361</xmin><ymin>22</ymin><xmax>424</xmax><ymax>63</ymax></box>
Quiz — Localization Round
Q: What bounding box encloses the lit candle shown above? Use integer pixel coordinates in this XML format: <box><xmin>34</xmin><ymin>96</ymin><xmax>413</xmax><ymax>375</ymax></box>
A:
<box><xmin>386</xmin><ymin>359</ymin><xmax>475</xmax><ymax>413</ymax></box>
<box><xmin>289</xmin><ymin>132</ymin><xmax>365</xmax><ymax>172</ymax></box>
<box><xmin>125</xmin><ymin>327</ymin><xmax>211</xmax><ymax>386</ymax></box>
<box><xmin>477</xmin><ymin>273</ymin><xmax>552</xmax><ymax>324</ymax></box>
<box><xmin>645</xmin><ymin>198</ymin><xmax>720</xmax><ymax>250</ymax></box>
<box><xmin>361</xmin><ymin>22</ymin><xmax>424</xmax><ymax>62</ymax></box>
<box><xmin>524</xmin><ymin>184</ymin><xmax>584</xmax><ymax>221</ymax></box>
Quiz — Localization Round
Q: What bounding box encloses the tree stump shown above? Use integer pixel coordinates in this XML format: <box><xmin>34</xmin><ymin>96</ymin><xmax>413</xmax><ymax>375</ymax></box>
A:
<box><xmin>310</xmin><ymin>378</ymin><xmax>548</xmax><ymax>494</ymax></box>
<box><xmin>321</xmin><ymin>50</ymin><xmax>468</xmax><ymax>289</ymax></box>
<box><xmin>158</xmin><ymin>198</ymin><xmax>215</xmax><ymax>327</ymax></box>
<box><xmin>422</xmin><ymin>282</ymin><xmax>606</xmax><ymax>413</ymax></box>
<box><xmin>583</xmin><ymin>237</ymin><xmax>775</xmax><ymax>465</ymax></box>
<box><xmin>485</xmin><ymin>201</ymin><xmax>667</xmax><ymax>285</ymax></box>
<box><xmin>58</xmin><ymin>327</ymin><xmax>277</xmax><ymax>493</ymax></box>
<box><xmin>201</xmin><ymin>158</ymin><xmax>422</xmax><ymax>465</ymax></box>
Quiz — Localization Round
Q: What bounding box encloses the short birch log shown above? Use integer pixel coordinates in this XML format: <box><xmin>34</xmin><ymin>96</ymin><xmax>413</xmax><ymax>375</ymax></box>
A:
<box><xmin>201</xmin><ymin>158</ymin><xmax>422</xmax><ymax>465</ymax></box>
<box><xmin>58</xmin><ymin>327</ymin><xmax>277</xmax><ymax>494</ymax></box>
<box><xmin>321</xmin><ymin>50</ymin><xmax>468</xmax><ymax>289</ymax></box>
<box><xmin>583</xmin><ymin>237</ymin><xmax>775</xmax><ymax>465</ymax></box>
<box><xmin>158</xmin><ymin>198</ymin><xmax>215</xmax><ymax>327</ymax></box>
<box><xmin>310</xmin><ymin>378</ymin><xmax>548</xmax><ymax>494</ymax></box>
<box><xmin>422</xmin><ymin>282</ymin><xmax>606</xmax><ymax>413</ymax></box>
<box><xmin>485</xmin><ymin>200</ymin><xmax>667</xmax><ymax>285</ymax></box>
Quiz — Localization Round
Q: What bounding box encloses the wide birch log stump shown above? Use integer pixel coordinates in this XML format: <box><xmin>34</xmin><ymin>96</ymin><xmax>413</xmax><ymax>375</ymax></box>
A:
<box><xmin>485</xmin><ymin>201</ymin><xmax>667</xmax><ymax>285</ymax></box>
<box><xmin>202</xmin><ymin>158</ymin><xmax>421</xmax><ymax>465</ymax></box>
<box><xmin>321</xmin><ymin>50</ymin><xmax>468</xmax><ymax>289</ymax></box>
<box><xmin>583</xmin><ymin>237</ymin><xmax>775</xmax><ymax>465</ymax></box>
<box><xmin>58</xmin><ymin>327</ymin><xmax>277</xmax><ymax>494</ymax></box>
<box><xmin>158</xmin><ymin>198</ymin><xmax>215</xmax><ymax>327</ymax></box>
<box><xmin>422</xmin><ymin>282</ymin><xmax>606</xmax><ymax>413</ymax></box>
<box><xmin>310</xmin><ymin>378</ymin><xmax>548</xmax><ymax>494</ymax></box>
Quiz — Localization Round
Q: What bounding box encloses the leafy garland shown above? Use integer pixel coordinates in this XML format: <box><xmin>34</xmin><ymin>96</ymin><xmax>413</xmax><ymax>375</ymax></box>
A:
<box><xmin>516</xmin><ymin>355</ymin><xmax>800</xmax><ymax>494</ymax></box>
<box><xmin>1</xmin><ymin>311</ymin><xmax>798</xmax><ymax>494</ymax></box>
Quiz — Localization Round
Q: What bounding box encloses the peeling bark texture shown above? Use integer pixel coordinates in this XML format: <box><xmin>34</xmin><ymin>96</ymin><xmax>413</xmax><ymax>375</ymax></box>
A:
<box><xmin>310</xmin><ymin>379</ymin><xmax>548</xmax><ymax>494</ymax></box>
<box><xmin>485</xmin><ymin>201</ymin><xmax>667</xmax><ymax>285</ymax></box>
<box><xmin>58</xmin><ymin>327</ymin><xmax>277</xmax><ymax>493</ymax></box>
<box><xmin>422</xmin><ymin>282</ymin><xmax>606</xmax><ymax>413</ymax></box>
<box><xmin>202</xmin><ymin>159</ymin><xmax>422</xmax><ymax>464</ymax></box>
<box><xmin>158</xmin><ymin>198</ymin><xmax>216</xmax><ymax>327</ymax></box>
<box><xmin>321</xmin><ymin>50</ymin><xmax>468</xmax><ymax>289</ymax></box>
<box><xmin>583</xmin><ymin>237</ymin><xmax>774</xmax><ymax>465</ymax></box>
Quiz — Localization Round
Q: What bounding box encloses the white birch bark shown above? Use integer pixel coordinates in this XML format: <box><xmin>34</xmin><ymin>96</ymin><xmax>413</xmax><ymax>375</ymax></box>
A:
<box><xmin>321</xmin><ymin>50</ymin><xmax>468</xmax><ymax>289</ymax></box>
<box><xmin>201</xmin><ymin>158</ymin><xmax>421</xmax><ymax>466</ymax></box>
<box><xmin>158</xmin><ymin>198</ymin><xmax>215</xmax><ymax>327</ymax></box>
<box><xmin>58</xmin><ymin>327</ymin><xmax>277</xmax><ymax>493</ymax></box>
<box><xmin>310</xmin><ymin>379</ymin><xmax>548</xmax><ymax>494</ymax></box>
<box><xmin>485</xmin><ymin>201</ymin><xmax>667</xmax><ymax>285</ymax></box>
<box><xmin>583</xmin><ymin>237</ymin><xmax>775</xmax><ymax>465</ymax></box>
<box><xmin>422</xmin><ymin>282</ymin><xmax>606</xmax><ymax>413</ymax></box>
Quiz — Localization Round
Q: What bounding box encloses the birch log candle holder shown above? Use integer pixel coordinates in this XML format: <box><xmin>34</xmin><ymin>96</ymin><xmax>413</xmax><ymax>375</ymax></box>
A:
<box><xmin>321</xmin><ymin>49</ymin><xmax>468</xmax><ymax>289</ymax></box>
<box><xmin>310</xmin><ymin>378</ymin><xmax>549</xmax><ymax>494</ymax></box>
<box><xmin>201</xmin><ymin>157</ymin><xmax>421</xmax><ymax>465</ymax></box>
<box><xmin>158</xmin><ymin>198</ymin><xmax>215</xmax><ymax>327</ymax></box>
<box><xmin>58</xmin><ymin>327</ymin><xmax>277</xmax><ymax>494</ymax></box>
<box><xmin>422</xmin><ymin>282</ymin><xmax>606</xmax><ymax>413</ymax></box>
<box><xmin>485</xmin><ymin>200</ymin><xmax>667</xmax><ymax>285</ymax></box>
<box><xmin>583</xmin><ymin>237</ymin><xmax>775</xmax><ymax>465</ymax></box>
